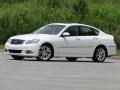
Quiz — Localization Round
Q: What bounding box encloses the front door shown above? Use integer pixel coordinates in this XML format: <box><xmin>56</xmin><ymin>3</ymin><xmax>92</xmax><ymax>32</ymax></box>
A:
<box><xmin>58</xmin><ymin>26</ymin><xmax>82</xmax><ymax>57</ymax></box>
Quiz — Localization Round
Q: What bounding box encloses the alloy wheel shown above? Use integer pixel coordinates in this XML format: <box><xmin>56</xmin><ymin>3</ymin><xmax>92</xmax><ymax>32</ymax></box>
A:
<box><xmin>92</xmin><ymin>47</ymin><xmax>106</xmax><ymax>62</ymax></box>
<box><xmin>96</xmin><ymin>48</ymin><xmax>106</xmax><ymax>61</ymax></box>
<box><xmin>38</xmin><ymin>45</ymin><xmax>52</xmax><ymax>61</ymax></box>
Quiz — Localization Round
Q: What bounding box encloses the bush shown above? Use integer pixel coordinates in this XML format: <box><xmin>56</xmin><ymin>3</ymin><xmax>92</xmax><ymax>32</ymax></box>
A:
<box><xmin>0</xmin><ymin>0</ymin><xmax>120</xmax><ymax>48</ymax></box>
<box><xmin>0</xmin><ymin>0</ymin><xmax>26</xmax><ymax>4</ymax></box>
<box><xmin>73</xmin><ymin>0</ymin><xmax>89</xmax><ymax>23</ymax></box>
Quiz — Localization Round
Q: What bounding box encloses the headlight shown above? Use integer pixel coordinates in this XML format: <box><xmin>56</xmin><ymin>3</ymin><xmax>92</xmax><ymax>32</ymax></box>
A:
<box><xmin>26</xmin><ymin>39</ymin><xmax>40</xmax><ymax>44</ymax></box>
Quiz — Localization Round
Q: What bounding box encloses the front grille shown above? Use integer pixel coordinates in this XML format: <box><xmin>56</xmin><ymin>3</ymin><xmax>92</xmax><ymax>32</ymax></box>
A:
<box><xmin>9</xmin><ymin>50</ymin><xmax>22</xmax><ymax>53</ymax></box>
<box><xmin>10</xmin><ymin>39</ymin><xmax>25</xmax><ymax>45</ymax></box>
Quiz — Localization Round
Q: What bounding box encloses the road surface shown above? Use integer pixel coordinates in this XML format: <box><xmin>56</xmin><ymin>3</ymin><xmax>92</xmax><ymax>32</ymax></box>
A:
<box><xmin>0</xmin><ymin>52</ymin><xmax>120</xmax><ymax>90</ymax></box>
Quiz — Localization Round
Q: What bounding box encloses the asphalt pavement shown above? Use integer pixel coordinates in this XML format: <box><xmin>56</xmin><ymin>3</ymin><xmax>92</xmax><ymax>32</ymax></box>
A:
<box><xmin>0</xmin><ymin>52</ymin><xmax>120</xmax><ymax>90</ymax></box>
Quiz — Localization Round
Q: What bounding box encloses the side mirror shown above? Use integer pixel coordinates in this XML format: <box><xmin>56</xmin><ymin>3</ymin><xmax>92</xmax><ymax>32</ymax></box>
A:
<box><xmin>62</xmin><ymin>32</ymin><xmax>70</xmax><ymax>37</ymax></box>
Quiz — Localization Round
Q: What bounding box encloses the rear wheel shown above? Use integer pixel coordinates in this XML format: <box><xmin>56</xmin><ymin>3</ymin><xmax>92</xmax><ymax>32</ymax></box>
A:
<box><xmin>11</xmin><ymin>55</ymin><xmax>24</xmax><ymax>60</ymax></box>
<box><xmin>92</xmin><ymin>47</ymin><xmax>106</xmax><ymax>62</ymax></box>
<box><xmin>66</xmin><ymin>57</ymin><xmax>78</xmax><ymax>62</ymax></box>
<box><xmin>37</xmin><ymin>45</ymin><xmax>53</xmax><ymax>61</ymax></box>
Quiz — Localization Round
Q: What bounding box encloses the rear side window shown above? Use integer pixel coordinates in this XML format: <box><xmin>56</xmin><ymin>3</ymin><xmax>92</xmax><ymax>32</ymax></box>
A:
<box><xmin>79</xmin><ymin>26</ymin><xmax>99</xmax><ymax>36</ymax></box>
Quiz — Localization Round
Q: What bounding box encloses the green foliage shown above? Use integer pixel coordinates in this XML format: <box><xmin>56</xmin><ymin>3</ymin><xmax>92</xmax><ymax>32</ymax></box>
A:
<box><xmin>0</xmin><ymin>0</ymin><xmax>120</xmax><ymax>48</ymax></box>
<box><xmin>116</xmin><ymin>49</ymin><xmax>120</xmax><ymax>56</ymax></box>
<box><xmin>0</xmin><ymin>0</ymin><xmax>26</xmax><ymax>4</ymax></box>
<box><xmin>73</xmin><ymin>0</ymin><xmax>89</xmax><ymax>22</ymax></box>
<box><xmin>0</xmin><ymin>45</ymin><xmax>4</xmax><ymax>49</ymax></box>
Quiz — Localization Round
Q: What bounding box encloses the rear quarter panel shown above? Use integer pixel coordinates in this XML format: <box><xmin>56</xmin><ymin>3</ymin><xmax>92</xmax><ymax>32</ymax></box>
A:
<box><xmin>98</xmin><ymin>34</ymin><xmax>116</xmax><ymax>56</ymax></box>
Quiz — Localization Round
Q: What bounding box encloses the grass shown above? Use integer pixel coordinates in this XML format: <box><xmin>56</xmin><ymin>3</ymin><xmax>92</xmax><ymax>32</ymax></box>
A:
<box><xmin>116</xmin><ymin>49</ymin><xmax>120</xmax><ymax>56</ymax></box>
<box><xmin>0</xmin><ymin>45</ymin><xmax>4</xmax><ymax>49</ymax></box>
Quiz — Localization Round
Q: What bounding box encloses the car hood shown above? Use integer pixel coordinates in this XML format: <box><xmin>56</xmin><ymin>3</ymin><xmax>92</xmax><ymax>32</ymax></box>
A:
<box><xmin>10</xmin><ymin>34</ymin><xmax>56</xmax><ymax>40</ymax></box>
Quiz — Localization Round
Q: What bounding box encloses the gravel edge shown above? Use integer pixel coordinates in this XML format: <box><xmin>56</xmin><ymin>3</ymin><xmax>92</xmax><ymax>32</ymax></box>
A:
<box><xmin>110</xmin><ymin>56</ymin><xmax>120</xmax><ymax>60</ymax></box>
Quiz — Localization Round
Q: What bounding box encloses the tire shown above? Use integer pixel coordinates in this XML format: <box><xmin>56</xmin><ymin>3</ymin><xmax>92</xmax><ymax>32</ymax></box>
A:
<box><xmin>92</xmin><ymin>47</ymin><xmax>106</xmax><ymax>62</ymax></box>
<box><xmin>66</xmin><ymin>57</ymin><xmax>78</xmax><ymax>62</ymax></box>
<box><xmin>11</xmin><ymin>55</ymin><xmax>24</xmax><ymax>60</ymax></box>
<box><xmin>37</xmin><ymin>45</ymin><xmax>53</xmax><ymax>61</ymax></box>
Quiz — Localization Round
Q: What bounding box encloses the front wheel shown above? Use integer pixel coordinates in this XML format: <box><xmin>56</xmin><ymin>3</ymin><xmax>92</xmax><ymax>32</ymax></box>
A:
<box><xmin>92</xmin><ymin>47</ymin><xmax>106</xmax><ymax>62</ymax></box>
<box><xmin>11</xmin><ymin>55</ymin><xmax>24</xmax><ymax>60</ymax></box>
<box><xmin>66</xmin><ymin>57</ymin><xmax>78</xmax><ymax>62</ymax></box>
<box><xmin>37</xmin><ymin>45</ymin><xmax>53</xmax><ymax>61</ymax></box>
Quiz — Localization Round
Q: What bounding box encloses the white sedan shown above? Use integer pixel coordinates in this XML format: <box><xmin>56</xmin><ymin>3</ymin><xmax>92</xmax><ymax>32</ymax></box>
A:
<box><xmin>5</xmin><ymin>23</ymin><xmax>116</xmax><ymax>62</ymax></box>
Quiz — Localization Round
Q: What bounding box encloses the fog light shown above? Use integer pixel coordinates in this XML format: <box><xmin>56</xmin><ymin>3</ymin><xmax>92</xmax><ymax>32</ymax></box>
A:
<box><xmin>5</xmin><ymin>49</ymin><xmax>8</xmax><ymax>52</ymax></box>
<box><xmin>26</xmin><ymin>50</ymin><xmax>33</xmax><ymax>54</ymax></box>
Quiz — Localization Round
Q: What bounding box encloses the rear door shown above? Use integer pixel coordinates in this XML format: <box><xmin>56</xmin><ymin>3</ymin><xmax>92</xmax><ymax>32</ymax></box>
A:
<box><xmin>77</xmin><ymin>26</ymin><xmax>99</xmax><ymax>56</ymax></box>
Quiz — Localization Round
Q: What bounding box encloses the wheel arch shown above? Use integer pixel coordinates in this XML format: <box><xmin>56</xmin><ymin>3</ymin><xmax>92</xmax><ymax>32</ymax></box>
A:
<box><xmin>94</xmin><ymin>45</ymin><xmax>108</xmax><ymax>57</ymax></box>
<box><xmin>40</xmin><ymin>42</ymin><xmax>54</xmax><ymax>57</ymax></box>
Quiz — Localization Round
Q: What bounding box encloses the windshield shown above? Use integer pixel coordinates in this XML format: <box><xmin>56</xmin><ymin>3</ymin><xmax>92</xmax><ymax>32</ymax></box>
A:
<box><xmin>33</xmin><ymin>25</ymin><xmax>65</xmax><ymax>35</ymax></box>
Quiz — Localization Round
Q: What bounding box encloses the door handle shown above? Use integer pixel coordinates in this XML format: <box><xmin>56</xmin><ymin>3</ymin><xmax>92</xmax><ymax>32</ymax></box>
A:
<box><xmin>75</xmin><ymin>38</ymin><xmax>81</xmax><ymax>41</ymax></box>
<box><xmin>93</xmin><ymin>37</ymin><xmax>98</xmax><ymax>40</ymax></box>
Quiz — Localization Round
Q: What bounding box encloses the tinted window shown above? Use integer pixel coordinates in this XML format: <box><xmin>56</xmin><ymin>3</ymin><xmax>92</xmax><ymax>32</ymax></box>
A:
<box><xmin>79</xmin><ymin>26</ymin><xmax>99</xmax><ymax>36</ymax></box>
<box><xmin>64</xmin><ymin>26</ymin><xmax>79</xmax><ymax>36</ymax></box>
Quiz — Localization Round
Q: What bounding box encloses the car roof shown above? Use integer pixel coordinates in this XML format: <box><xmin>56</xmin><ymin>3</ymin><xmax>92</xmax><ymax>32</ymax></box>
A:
<box><xmin>47</xmin><ymin>23</ymin><xmax>105</xmax><ymax>35</ymax></box>
<box><xmin>48</xmin><ymin>23</ymin><xmax>95</xmax><ymax>27</ymax></box>
<box><xmin>48</xmin><ymin>23</ymin><xmax>100</xmax><ymax>30</ymax></box>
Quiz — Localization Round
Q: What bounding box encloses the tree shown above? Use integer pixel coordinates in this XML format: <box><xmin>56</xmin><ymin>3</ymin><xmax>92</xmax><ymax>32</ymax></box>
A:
<box><xmin>73</xmin><ymin>0</ymin><xmax>89</xmax><ymax>22</ymax></box>
<box><xmin>47</xmin><ymin>0</ymin><xmax>61</xmax><ymax>9</ymax></box>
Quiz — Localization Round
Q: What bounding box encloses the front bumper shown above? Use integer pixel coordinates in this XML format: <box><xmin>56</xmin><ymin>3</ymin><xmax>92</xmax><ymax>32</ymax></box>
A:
<box><xmin>5</xmin><ymin>43</ymin><xmax>40</xmax><ymax>57</ymax></box>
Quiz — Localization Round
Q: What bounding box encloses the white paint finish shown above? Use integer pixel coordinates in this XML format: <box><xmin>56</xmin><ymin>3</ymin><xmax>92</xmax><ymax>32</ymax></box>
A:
<box><xmin>5</xmin><ymin>23</ymin><xmax>116</xmax><ymax>59</ymax></box>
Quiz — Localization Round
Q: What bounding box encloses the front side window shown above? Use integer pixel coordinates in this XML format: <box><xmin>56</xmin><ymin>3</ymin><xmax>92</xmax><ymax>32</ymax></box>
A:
<box><xmin>64</xmin><ymin>26</ymin><xmax>79</xmax><ymax>36</ymax></box>
<box><xmin>79</xmin><ymin>26</ymin><xmax>99</xmax><ymax>36</ymax></box>
<box><xmin>33</xmin><ymin>25</ymin><xmax>65</xmax><ymax>35</ymax></box>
